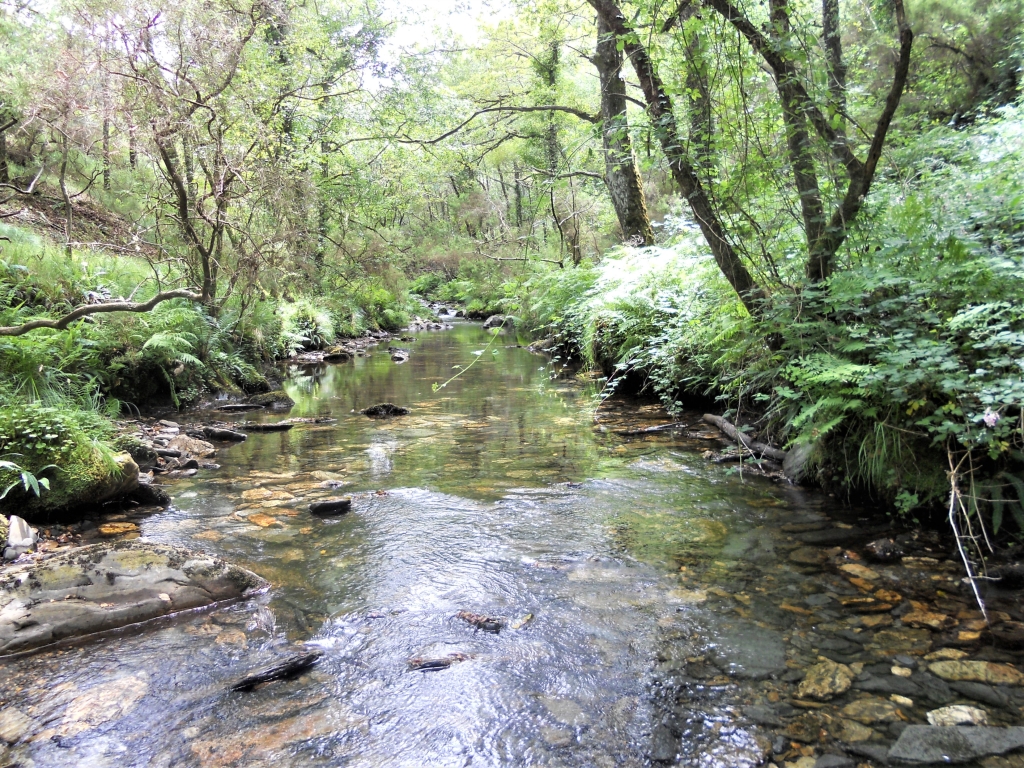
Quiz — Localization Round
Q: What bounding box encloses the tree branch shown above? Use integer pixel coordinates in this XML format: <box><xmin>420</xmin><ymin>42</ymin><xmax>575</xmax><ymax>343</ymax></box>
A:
<box><xmin>0</xmin><ymin>289</ymin><xmax>201</xmax><ymax>337</ymax></box>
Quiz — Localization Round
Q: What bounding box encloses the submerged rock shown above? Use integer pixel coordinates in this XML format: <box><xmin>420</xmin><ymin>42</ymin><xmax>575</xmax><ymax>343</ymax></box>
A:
<box><xmin>888</xmin><ymin>725</ymin><xmax>1024</xmax><ymax>764</ymax></box>
<box><xmin>928</xmin><ymin>660</ymin><xmax>1024</xmax><ymax>686</ymax></box>
<box><xmin>0</xmin><ymin>541</ymin><xmax>268</xmax><ymax>655</ymax></box>
<box><xmin>361</xmin><ymin>403</ymin><xmax>410</xmax><ymax>417</ymax></box>
<box><xmin>926</xmin><ymin>704</ymin><xmax>988</xmax><ymax>726</ymax></box>
<box><xmin>246</xmin><ymin>390</ymin><xmax>295</xmax><ymax>409</ymax></box>
<box><xmin>797</xmin><ymin>659</ymin><xmax>854</xmax><ymax>700</ymax></box>
<box><xmin>309</xmin><ymin>498</ymin><xmax>352</xmax><ymax>516</ymax></box>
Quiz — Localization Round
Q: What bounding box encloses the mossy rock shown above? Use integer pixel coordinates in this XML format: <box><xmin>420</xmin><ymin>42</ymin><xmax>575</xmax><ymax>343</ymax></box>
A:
<box><xmin>5</xmin><ymin>453</ymin><xmax>140</xmax><ymax>521</ymax></box>
<box><xmin>246</xmin><ymin>390</ymin><xmax>295</xmax><ymax>408</ymax></box>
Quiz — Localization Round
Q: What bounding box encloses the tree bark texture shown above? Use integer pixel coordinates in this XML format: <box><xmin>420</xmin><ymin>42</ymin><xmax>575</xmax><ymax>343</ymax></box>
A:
<box><xmin>594</xmin><ymin>16</ymin><xmax>654</xmax><ymax>246</ymax></box>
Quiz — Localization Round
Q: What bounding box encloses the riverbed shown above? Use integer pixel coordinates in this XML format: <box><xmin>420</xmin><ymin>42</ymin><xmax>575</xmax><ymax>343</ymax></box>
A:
<box><xmin>1</xmin><ymin>323</ymin><xmax>1017</xmax><ymax>768</ymax></box>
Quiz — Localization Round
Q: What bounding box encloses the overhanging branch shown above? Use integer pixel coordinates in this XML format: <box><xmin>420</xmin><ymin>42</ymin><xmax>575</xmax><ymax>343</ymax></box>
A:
<box><xmin>0</xmin><ymin>289</ymin><xmax>201</xmax><ymax>337</ymax></box>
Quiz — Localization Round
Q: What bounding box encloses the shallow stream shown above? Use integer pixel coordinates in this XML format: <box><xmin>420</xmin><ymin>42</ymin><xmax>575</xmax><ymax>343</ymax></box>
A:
<box><xmin>2</xmin><ymin>323</ymin><xmax>931</xmax><ymax>767</ymax></box>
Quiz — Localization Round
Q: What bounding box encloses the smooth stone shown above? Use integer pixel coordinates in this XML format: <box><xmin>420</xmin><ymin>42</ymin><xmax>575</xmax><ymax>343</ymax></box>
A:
<box><xmin>836</xmin><ymin>718</ymin><xmax>875</xmax><ymax>743</ymax></box>
<box><xmin>854</xmin><ymin>674</ymin><xmax>922</xmax><ymax>697</ymax></box>
<box><xmin>0</xmin><ymin>541</ymin><xmax>268</xmax><ymax>655</ymax></box>
<box><xmin>814</xmin><ymin>755</ymin><xmax>856</xmax><ymax>768</ymax></box>
<box><xmin>948</xmin><ymin>681</ymin><xmax>1012</xmax><ymax>709</ymax></box>
<box><xmin>706</xmin><ymin>618</ymin><xmax>787</xmax><ymax>680</ymax></box>
<box><xmin>888</xmin><ymin>726</ymin><xmax>1024</xmax><ymax>764</ymax></box>
<box><xmin>789</xmin><ymin>547</ymin><xmax>829</xmax><ymax>566</ymax></box>
<box><xmin>744</xmin><ymin>705</ymin><xmax>784</xmax><ymax>727</ymax></box>
<box><xmin>6</xmin><ymin>516</ymin><xmax>36</xmax><ymax>549</ymax></box>
<box><xmin>929</xmin><ymin>661</ymin><xmax>1024</xmax><ymax>686</ymax></box>
<box><xmin>0</xmin><ymin>706</ymin><xmax>34</xmax><ymax>744</ymax></box>
<box><xmin>648</xmin><ymin>723</ymin><xmax>677</xmax><ymax>762</ymax></box>
<box><xmin>797</xmin><ymin>659</ymin><xmax>854</xmax><ymax>700</ymax></box>
<box><xmin>926</xmin><ymin>705</ymin><xmax>988</xmax><ymax>726</ymax></box>
<box><xmin>841</xmin><ymin>697</ymin><xmax>901</xmax><ymax>724</ymax></box>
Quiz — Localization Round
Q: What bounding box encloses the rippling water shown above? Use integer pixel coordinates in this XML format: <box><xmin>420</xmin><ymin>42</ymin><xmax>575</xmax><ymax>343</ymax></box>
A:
<box><xmin>2</xmin><ymin>323</ymin><xmax>851</xmax><ymax>767</ymax></box>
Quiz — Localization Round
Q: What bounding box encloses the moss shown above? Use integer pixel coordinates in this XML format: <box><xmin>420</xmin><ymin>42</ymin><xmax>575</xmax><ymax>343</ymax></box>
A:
<box><xmin>246</xmin><ymin>390</ymin><xmax>295</xmax><ymax>407</ymax></box>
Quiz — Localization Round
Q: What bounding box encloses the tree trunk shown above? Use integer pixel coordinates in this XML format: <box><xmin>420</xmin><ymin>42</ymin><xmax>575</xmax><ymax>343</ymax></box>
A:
<box><xmin>0</xmin><ymin>130</ymin><xmax>8</xmax><ymax>184</ymax></box>
<box><xmin>770</xmin><ymin>0</ymin><xmax>827</xmax><ymax>274</ymax></box>
<box><xmin>102</xmin><ymin>118</ymin><xmax>111</xmax><ymax>191</ymax></box>
<box><xmin>594</xmin><ymin>16</ymin><xmax>654</xmax><ymax>246</ymax></box>
<box><xmin>587</xmin><ymin>0</ymin><xmax>765</xmax><ymax>312</ymax></box>
<box><xmin>822</xmin><ymin>0</ymin><xmax>847</xmax><ymax>137</ymax></box>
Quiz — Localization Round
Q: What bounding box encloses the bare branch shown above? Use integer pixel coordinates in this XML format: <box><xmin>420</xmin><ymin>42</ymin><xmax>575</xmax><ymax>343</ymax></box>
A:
<box><xmin>0</xmin><ymin>289</ymin><xmax>201</xmax><ymax>337</ymax></box>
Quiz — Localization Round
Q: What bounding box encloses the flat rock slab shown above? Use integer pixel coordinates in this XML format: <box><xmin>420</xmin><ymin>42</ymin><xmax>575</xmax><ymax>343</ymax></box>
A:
<box><xmin>705</xmin><ymin>617</ymin><xmax>787</xmax><ymax>680</ymax></box>
<box><xmin>0</xmin><ymin>541</ymin><xmax>268</xmax><ymax>655</ymax></box>
<box><xmin>889</xmin><ymin>725</ymin><xmax>1024</xmax><ymax>764</ymax></box>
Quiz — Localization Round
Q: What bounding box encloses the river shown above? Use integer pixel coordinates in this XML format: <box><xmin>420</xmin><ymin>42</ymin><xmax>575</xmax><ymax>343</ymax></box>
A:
<box><xmin>1</xmin><ymin>323</ymin><xmax>943</xmax><ymax>767</ymax></box>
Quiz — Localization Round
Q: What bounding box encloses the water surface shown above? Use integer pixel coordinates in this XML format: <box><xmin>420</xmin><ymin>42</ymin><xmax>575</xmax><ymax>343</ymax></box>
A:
<box><xmin>3</xmin><ymin>323</ymin><xmax>847</xmax><ymax>767</ymax></box>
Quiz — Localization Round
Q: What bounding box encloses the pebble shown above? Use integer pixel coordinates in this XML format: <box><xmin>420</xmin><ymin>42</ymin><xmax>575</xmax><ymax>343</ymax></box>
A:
<box><xmin>840</xmin><ymin>697</ymin><xmax>901</xmax><ymax>724</ymax></box>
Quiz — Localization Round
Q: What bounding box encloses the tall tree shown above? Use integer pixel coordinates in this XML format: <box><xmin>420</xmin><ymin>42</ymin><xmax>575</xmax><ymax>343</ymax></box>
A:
<box><xmin>593</xmin><ymin>16</ymin><xmax>653</xmax><ymax>245</ymax></box>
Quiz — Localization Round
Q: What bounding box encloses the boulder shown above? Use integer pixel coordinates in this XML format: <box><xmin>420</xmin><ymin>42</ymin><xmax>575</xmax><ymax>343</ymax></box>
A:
<box><xmin>167</xmin><ymin>435</ymin><xmax>217</xmax><ymax>459</ymax></box>
<box><xmin>4</xmin><ymin>516</ymin><xmax>37</xmax><ymax>560</ymax></box>
<box><xmin>483</xmin><ymin>314</ymin><xmax>516</xmax><ymax>329</ymax></box>
<box><xmin>0</xmin><ymin>541</ymin><xmax>268</xmax><ymax>655</ymax></box>
<box><xmin>783</xmin><ymin>440</ymin><xmax>816</xmax><ymax>483</ymax></box>
<box><xmin>888</xmin><ymin>726</ymin><xmax>1024</xmax><ymax>764</ymax></box>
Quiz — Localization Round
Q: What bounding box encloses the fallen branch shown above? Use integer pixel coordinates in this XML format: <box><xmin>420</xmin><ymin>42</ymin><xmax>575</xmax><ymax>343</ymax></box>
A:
<box><xmin>617</xmin><ymin>421</ymin><xmax>695</xmax><ymax>436</ymax></box>
<box><xmin>702</xmin><ymin>413</ymin><xmax>787</xmax><ymax>462</ymax></box>
<box><xmin>0</xmin><ymin>289</ymin><xmax>201</xmax><ymax>337</ymax></box>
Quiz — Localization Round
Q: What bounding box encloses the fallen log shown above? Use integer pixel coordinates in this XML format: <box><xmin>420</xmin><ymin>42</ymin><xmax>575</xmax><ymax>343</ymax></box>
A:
<box><xmin>230</xmin><ymin>649</ymin><xmax>323</xmax><ymax>691</ymax></box>
<box><xmin>202</xmin><ymin>426</ymin><xmax>248</xmax><ymax>442</ymax></box>
<box><xmin>702</xmin><ymin>414</ymin><xmax>787</xmax><ymax>462</ymax></box>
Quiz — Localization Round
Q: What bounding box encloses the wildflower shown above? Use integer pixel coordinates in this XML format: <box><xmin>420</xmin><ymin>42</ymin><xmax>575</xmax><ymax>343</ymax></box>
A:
<box><xmin>982</xmin><ymin>408</ymin><xmax>1000</xmax><ymax>428</ymax></box>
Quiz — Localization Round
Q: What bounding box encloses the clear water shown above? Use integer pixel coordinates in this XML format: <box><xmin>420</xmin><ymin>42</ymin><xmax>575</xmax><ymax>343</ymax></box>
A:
<box><xmin>2</xmin><ymin>323</ymin><xmax>843</xmax><ymax>768</ymax></box>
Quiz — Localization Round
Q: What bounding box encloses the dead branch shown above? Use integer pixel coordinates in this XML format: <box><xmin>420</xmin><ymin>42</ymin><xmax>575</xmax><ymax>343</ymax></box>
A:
<box><xmin>0</xmin><ymin>288</ymin><xmax>201</xmax><ymax>337</ymax></box>
<box><xmin>702</xmin><ymin>413</ymin><xmax>788</xmax><ymax>462</ymax></box>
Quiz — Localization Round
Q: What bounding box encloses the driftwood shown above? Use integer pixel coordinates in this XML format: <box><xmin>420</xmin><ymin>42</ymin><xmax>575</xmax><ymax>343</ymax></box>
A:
<box><xmin>202</xmin><ymin>426</ymin><xmax>247</xmax><ymax>442</ymax></box>
<box><xmin>702</xmin><ymin>414</ymin><xmax>787</xmax><ymax>462</ymax></box>
<box><xmin>230</xmin><ymin>649</ymin><xmax>323</xmax><ymax>691</ymax></box>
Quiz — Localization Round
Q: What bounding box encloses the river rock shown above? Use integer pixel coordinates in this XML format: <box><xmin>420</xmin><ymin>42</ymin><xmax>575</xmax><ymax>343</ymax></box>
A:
<box><xmin>309</xmin><ymin>498</ymin><xmax>352</xmax><ymax>516</ymax></box>
<box><xmin>888</xmin><ymin>725</ymin><xmax>1024</xmax><ymax>764</ymax></box>
<box><xmin>168</xmin><ymin>435</ymin><xmax>217</xmax><ymax>458</ymax></box>
<box><xmin>865</xmin><ymin>538</ymin><xmax>904</xmax><ymax>563</ymax></box>
<box><xmin>0</xmin><ymin>706</ymin><xmax>34</xmax><ymax>744</ymax></box>
<box><xmin>706</xmin><ymin>617</ymin><xmax>787</xmax><ymax>679</ymax></box>
<box><xmin>246</xmin><ymin>390</ymin><xmax>295</xmax><ymax>408</ymax></box>
<box><xmin>797</xmin><ymin>659</ymin><xmax>854</xmax><ymax>700</ymax></box>
<box><xmin>94</xmin><ymin>452</ymin><xmax>141</xmax><ymax>505</ymax></box>
<box><xmin>483</xmin><ymin>314</ymin><xmax>515</xmax><ymax>329</ymax></box>
<box><xmin>361</xmin><ymin>403</ymin><xmax>409</xmax><ymax>417</ymax></box>
<box><xmin>841</xmin><ymin>697</ymin><xmax>902</xmax><ymax>724</ymax></box>
<box><xmin>0</xmin><ymin>541</ymin><xmax>268</xmax><ymax>655</ymax></box>
<box><xmin>928</xmin><ymin>661</ymin><xmax>1024</xmax><ymax>686</ymax></box>
<box><xmin>814</xmin><ymin>755</ymin><xmax>856</xmax><ymax>768</ymax></box>
<box><xmin>948</xmin><ymin>681</ymin><xmax>1012</xmax><ymax>709</ymax></box>
<box><xmin>927</xmin><ymin>704</ymin><xmax>988</xmax><ymax>726</ymax></box>
<box><xmin>790</xmin><ymin>547</ymin><xmax>829</xmax><ymax>566</ymax></box>
<box><xmin>5</xmin><ymin>515</ymin><xmax>36</xmax><ymax>551</ymax></box>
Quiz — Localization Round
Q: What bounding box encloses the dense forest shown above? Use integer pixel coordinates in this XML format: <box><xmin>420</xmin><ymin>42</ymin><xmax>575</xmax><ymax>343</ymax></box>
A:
<box><xmin>1</xmin><ymin>0</ymin><xmax>1022</xmax><ymax>538</ymax></box>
